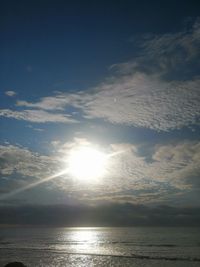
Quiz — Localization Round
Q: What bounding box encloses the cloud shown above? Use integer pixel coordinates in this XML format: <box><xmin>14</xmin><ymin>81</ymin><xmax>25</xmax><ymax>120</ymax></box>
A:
<box><xmin>111</xmin><ymin>18</ymin><xmax>200</xmax><ymax>77</ymax></box>
<box><xmin>49</xmin><ymin>139</ymin><xmax>200</xmax><ymax>205</ymax></box>
<box><xmin>26</xmin><ymin>125</ymin><xmax>44</xmax><ymax>132</ymax></box>
<box><xmin>80</xmin><ymin>74</ymin><xmax>200</xmax><ymax>131</ymax></box>
<box><xmin>0</xmin><ymin>144</ymin><xmax>61</xmax><ymax>197</ymax></box>
<box><xmin>5</xmin><ymin>90</ymin><xmax>17</xmax><ymax>97</ymax></box>
<box><xmin>16</xmin><ymin>93</ymin><xmax>83</xmax><ymax>110</ymax></box>
<box><xmin>82</xmin><ymin>18</ymin><xmax>200</xmax><ymax>130</ymax></box>
<box><xmin>138</xmin><ymin>18</ymin><xmax>200</xmax><ymax>75</ymax></box>
<box><xmin>0</xmin><ymin>139</ymin><xmax>200</xmax><ymax>205</ymax></box>
<box><xmin>13</xmin><ymin>73</ymin><xmax>200</xmax><ymax>131</ymax></box>
<box><xmin>0</xmin><ymin>109</ymin><xmax>78</xmax><ymax>123</ymax></box>
<box><xmin>0</xmin><ymin>144</ymin><xmax>57</xmax><ymax>178</ymax></box>
<box><xmin>1</xmin><ymin>20</ymin><xmax>200</xmax><ymax>131</ymax></box>
<box><xmin>152</xmin><ymin>142</ymin><xmax>200</xmax><ymax>190</ymax></box>
<box><xmin>0</xmin><ymin>204</ymin><xmax>199</xmax><ymax>226</ymax></box>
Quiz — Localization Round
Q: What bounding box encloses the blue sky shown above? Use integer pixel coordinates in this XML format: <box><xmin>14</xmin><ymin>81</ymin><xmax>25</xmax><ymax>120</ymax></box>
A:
<box><xmin>0</xmin><ymin>0</ymin><xmax>200</xmax><ymax>208</ymax></box>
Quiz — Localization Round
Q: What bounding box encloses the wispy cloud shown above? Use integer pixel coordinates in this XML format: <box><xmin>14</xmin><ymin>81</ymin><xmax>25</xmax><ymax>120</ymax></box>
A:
<box><xmin>5</xmin><ymin>90</ymin><xmax>17</xmax><ymax>97</ymax></box>
<box><xmin>0</xmin><ymin>109</ymin><xmax>78</xmax><ymax>123</ymax></box>
<box><xmin>139</xmin><ymin>18</ymin><xmax>200</xmax><ymax>74</ymax></box>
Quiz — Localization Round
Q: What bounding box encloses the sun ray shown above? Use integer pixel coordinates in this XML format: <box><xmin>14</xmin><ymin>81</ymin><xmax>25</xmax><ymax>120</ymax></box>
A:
<box><xmin>0</xmin><ymin>170</ymin><xmax>68</xmax><ymax>201</ymax></box>
<box><xmin>0</xmin><ymin>146</ymin><xmax>127</xmax><ymax>201</ymax></box>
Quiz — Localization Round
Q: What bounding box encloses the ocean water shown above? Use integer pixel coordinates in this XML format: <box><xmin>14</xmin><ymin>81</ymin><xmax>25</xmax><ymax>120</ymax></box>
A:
<box><xmin>0</xmin><ymin>227</ymin><xmax>199</xmax><ymax>267</ymax></box>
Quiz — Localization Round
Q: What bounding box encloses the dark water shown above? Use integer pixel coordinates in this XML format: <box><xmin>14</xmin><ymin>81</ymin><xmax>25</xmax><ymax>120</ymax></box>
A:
<box><xmin>0</xmin><ymin>227</ymin><xmax>200</xmax><ymax>266</ymax></box>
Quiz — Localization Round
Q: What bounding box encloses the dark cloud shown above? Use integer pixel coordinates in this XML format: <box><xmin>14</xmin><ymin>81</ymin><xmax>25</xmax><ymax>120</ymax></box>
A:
<box><xmin>0</xmin><ymin>204</ymin><xmax>199</xmax><ymax>227</ymax></box>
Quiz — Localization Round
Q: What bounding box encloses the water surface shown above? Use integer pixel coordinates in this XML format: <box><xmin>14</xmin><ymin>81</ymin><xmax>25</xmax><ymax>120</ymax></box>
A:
<box><xmin>0</xmin><ymin>227</ymin><xmax>199</xmax><ymax>266</ymax></box>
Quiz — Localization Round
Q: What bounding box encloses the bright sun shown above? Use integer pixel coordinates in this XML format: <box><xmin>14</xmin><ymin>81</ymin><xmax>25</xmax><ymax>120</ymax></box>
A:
<box><xmin>67</xmin><ymin>146</ymin><xmax>107</xmax><ymax>181</ymax></box>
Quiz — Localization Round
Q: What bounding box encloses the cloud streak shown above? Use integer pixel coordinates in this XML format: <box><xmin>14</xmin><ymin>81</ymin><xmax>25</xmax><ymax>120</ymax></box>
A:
<box><xmin>5</xmin><ymin>90</ymin><xmax>17</xmax><ymax>97</ymax></box>
<box><xmin>0</xmin><ymin>204</ymin><xmax>199</xmax><ymax>226</ymax></box>
<box><xmin>0</xmin><ymin>109</ymin><xmax>78</xmax><ymax>123</ymax></box>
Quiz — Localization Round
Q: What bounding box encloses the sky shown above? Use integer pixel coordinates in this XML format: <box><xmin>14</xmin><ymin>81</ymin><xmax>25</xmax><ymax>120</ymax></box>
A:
<box><xmin>0</xmin><ymin>0</ymin><xmax>200</xmax><ymax>225</ymax></box>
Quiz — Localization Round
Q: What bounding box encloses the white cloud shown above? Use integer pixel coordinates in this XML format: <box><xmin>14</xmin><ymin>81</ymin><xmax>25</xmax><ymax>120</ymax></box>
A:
<box><xmin>0</xmin><ymin>145</ymin><xmax>57</xmax><ymax>178</ymax></box>
<box><xmin>1</xmin><ymin>20</ymin><xmax>199</xmax><ymax>131</ymax></box>
<box><xmin>0</xmin><ymin>144</ymin><xmax>62</xmax><ymax>196</ymax></box>
<box><xmin>0</xmin><ymin>109</ymin><xmax>78</xmax><ymax>123</ymax></box>
<box><xmin>69</xmin><ymin>19</ymin><xmax>200</xmax><ymax>131</ymax></box>
<box><xmin>81</xmin><ymin>74</ymin><xmax>200</xmax><ymax>131</ymax></box>
<box><xmin>16</xmin><ymin>93</ymin><xmax>83</xmax><ymax>110</ymax></box>
<box><xmin>0</xmin><ymin>139</ymin><xmax>200</xmax><ymax>205</ymax></box>
<box><xmin>53</xmin><ymin>139</ymin><xmax>200</xmax><ymax>205</ymax></box>
<box><xmin>5</xmin><ymin>90</ymin><xmax>17</xmax><ymax>97</ymax></box>
<box><xmin>12</xmin><ymin>73</ymin><xmax>200</xmax><ymax>131</ymax></box>
<box><xmin>152</xmin><ymin>141</ymin><xmax>200</xmax><ymax>189</ymax></box>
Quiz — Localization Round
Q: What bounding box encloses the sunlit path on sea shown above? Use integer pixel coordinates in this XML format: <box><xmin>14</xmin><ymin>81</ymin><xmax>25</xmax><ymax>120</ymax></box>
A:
<box><xmin>0</xmin><ymin>227</ymin><xmax>200</xmax><ymax>267</ymax></box>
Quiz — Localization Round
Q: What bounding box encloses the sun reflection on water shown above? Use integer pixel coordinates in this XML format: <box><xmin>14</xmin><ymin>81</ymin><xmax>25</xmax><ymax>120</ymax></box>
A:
<box><xmin>73</xmin><ymin>229</ymin><xmax>96</xmax><ymax>242</ymax></box>
<box><xmin>65</xmin><ymin>228</ymin><xmax>100</xmax><ymax>254</ymax></box>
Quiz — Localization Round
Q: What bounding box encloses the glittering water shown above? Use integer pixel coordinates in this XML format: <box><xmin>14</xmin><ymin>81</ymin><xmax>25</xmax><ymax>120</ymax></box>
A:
<box><xmin>0</xmin><ymin>227</ymin><xmax>199</xmax><ymax>266</ymax></box>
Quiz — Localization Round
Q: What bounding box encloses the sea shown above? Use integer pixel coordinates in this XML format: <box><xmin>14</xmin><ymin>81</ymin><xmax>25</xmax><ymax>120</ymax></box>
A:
<box><xmin>0</xmin><ymin>227</ymin><xmax>200</xmax><ymax>267</ymax></box>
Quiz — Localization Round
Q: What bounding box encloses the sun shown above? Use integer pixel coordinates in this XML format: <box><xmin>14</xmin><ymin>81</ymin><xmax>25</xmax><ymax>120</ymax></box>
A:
<box><xmin>67</xmin><ymin>146</ymin><xmax>107</xmax><ymax>181</ymax></box>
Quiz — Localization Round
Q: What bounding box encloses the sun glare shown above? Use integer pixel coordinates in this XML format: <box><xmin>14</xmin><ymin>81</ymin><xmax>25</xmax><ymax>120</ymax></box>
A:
<box><xmin>67</xmin><ymin>146</ymin><xmax>107</xmax><ymax>181</ymax></box>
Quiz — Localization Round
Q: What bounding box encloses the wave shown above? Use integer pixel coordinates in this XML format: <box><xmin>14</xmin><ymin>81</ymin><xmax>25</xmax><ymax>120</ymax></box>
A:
<box><xmin>129</xmin><ymin>253</ymin><xmax>200</xmax><ymax>262</ymax></box>
<box><xmin>111</xmin><ymin>241</ymin><xmax>178</xmax><ymax>247</ymax></box>
<box><xmin>1</xmin><ymin>247</ymin><xmax>200</xmax><ymax>262</ymax></box>
<box><xmin>142</xmin><ymin>244</ymin><xmax>177</xmax><ymax>247</ymax></box>
<box><xmin>0</xmin><ymin>241</ymin><xmax>179</xmax><ymax>247</ymax></box>
<box><xmin>37</xmin><ymin>240</ymin><xmax>198</xmax><ymax>248</ymax></box>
